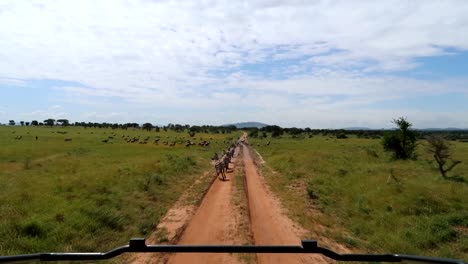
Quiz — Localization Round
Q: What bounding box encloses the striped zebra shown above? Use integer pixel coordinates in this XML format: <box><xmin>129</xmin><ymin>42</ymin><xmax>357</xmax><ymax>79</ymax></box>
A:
<box><xmin>215</xmin><ymin>159</ymin><xmax>226</xmax><ymax>181</ymax></box>
<box><xmin>223</xmin><ymin>154</ymin><xmax>230</xmax><ymax>172</ymax></box>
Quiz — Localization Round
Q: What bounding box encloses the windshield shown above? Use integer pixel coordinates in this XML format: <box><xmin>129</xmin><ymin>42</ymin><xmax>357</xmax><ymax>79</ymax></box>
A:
<box><xmin>0</xmin><ymin>1</ymin><xmax>467</xmax><ymax>264</ymax></box>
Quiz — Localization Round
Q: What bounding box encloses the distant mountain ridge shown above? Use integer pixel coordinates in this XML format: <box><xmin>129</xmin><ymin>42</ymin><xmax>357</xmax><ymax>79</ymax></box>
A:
<box><xmin>223</xmin><ymin>122</ymin><xmax>268</xmax><ymax>128</ymax></box>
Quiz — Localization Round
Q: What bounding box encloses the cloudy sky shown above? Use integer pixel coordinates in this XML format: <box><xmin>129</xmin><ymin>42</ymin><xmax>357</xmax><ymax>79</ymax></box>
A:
<box><xmin>1</xmin><ymin>0</ymin><xmax>468</xmax><ymax>128</ymax></box>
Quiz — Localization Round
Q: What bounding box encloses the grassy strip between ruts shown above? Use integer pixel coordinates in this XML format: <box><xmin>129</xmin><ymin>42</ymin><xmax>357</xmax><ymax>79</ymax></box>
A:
<box><xmin>248</xmin><ymin>135</ymin><xmax>468</xmax><ymax>260</ymax></box>
<box><xmin>0</xmin><ymin>126</ymin><xmax>240</xmax><ymax>256</ymax></box>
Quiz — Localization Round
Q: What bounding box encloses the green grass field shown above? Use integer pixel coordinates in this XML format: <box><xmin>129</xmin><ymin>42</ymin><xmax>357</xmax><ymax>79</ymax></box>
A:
<box><xmin>0</xmin><ymin>126</ymin><xmax>238</xmax><ymax>255</ymax></box>
<box><xmin>248</xmin><ymin>135</ymin><xmax>468</xmax><ymax>260</ymax></box>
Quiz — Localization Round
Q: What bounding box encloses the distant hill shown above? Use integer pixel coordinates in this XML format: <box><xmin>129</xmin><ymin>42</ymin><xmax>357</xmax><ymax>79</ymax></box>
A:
<box><xmin>224</xmin><ymin>122</ymin><xmax>268</xmax><ymax>129</ymax></box>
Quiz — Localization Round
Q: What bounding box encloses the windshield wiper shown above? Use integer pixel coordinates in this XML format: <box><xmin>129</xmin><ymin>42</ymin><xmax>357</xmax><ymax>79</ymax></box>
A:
<box><xmin>0</xmin><ymin>238</ymin><xmax>464</xmax><ymax>263</ymax></box>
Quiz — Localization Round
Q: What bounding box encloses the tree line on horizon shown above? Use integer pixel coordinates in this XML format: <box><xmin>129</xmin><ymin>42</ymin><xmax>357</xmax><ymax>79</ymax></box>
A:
<box><xmin>3</xmin><ymin>119</ymin><xmax>239</xmax><ymax>134</ymax></box>
<box><xmin>3</xmin><ymin>119</ymin><xmax>468</xmax><ymax>140</ymax></box>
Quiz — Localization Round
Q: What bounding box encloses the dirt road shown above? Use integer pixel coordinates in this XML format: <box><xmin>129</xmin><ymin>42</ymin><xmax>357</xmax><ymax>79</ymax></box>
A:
<box><xmin>134</xmin><ymin>135</ymin><xmax>331</xmax><ymax>263</ymax></box>
<box><xmin>242</xmin><ymin>144</ymin><xmax>328</xmax><ymax>264</ymax></box>
<box><xmin>167</xmin><ymin>147</ymin><xmax>243</xmax><ymax>264</ymax></box>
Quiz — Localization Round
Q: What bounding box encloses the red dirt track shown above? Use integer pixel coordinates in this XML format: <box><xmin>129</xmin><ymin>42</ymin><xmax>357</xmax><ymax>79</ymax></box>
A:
<box><xmin>242</xmin><ymin>144</ymin><xmax>327</xmax><ymax>264</ymax></box>
<box><xmin>167</xmin><ymin>146</ymin><xmax>242</xmax><ymax>264</ymax></box>
<box><xmin>134</xmin><ymin>134</ymin><xmax>331</xmax><ymax>263</ymax></box>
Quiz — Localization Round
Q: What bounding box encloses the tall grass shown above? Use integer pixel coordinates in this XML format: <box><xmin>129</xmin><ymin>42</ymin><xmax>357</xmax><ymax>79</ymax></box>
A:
<box><xmin>249</xmin><ymin>135</ymin><xmax>468</xmax><ymax>259</ymax></box>
<box><xmin>0</xmin><ymin>126</ymin><xmax>239</xmax><ymax>255</ymax></box>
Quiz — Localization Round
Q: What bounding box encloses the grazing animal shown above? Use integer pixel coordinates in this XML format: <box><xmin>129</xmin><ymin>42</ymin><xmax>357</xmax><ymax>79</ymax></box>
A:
<box><xmin>223</xmin><ymin>155</ymin><xmax>230</xmax><ymax>172</ymax></box>
<box><xmin>64</xmin><ymin>138</ymin><xmax>72</xmax><ymax>142</ymax></box>
<box><xmin>35</xmin><ymin>136</ymin><xmax>38</xmax><ymax>140</ymax></box>
<box><xmin>102</xmin><ymin>139</ymin><xmax>109</xmax><ymax>143</ymax></box>
<box><xmin>266</xmin><ymin>141</ymin><xmax>270</xmax><ymax>146</ymax></box>
<box><xmin>215</xmin><ymin>160</ymin><xmax>226</xmax><ymax>181</ymax></box>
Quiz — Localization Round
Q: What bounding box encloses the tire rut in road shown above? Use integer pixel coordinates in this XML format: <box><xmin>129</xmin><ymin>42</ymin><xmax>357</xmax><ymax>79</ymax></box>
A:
<box><xmin>242</xmin><ymin>144</ymin><xmax>329</xmax><ymax>264</ymax></box>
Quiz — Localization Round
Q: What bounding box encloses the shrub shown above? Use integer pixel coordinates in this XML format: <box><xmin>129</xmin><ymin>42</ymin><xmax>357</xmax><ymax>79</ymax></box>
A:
<box><xmin>382</xmin><ymin>117</ymin><xmax>417</xmax><ymax>160</ymax></box>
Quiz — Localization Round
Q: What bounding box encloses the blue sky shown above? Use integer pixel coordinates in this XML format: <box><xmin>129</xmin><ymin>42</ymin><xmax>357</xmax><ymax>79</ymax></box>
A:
<box><xmin>1</xmin><ymin>1</ymin><xmax>468</xmax><ymax>128</ymax></box>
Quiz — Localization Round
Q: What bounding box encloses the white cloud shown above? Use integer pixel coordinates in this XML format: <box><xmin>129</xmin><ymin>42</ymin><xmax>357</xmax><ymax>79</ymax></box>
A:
<box><xmin>1</xmin><ymin>1</ymin><xmax>468</xmax><ymax>127</ymax></box>
<box><xmin>0</xmin><ymin>77</ymin><xmax>26</xmax><ymax>87</ymax></box>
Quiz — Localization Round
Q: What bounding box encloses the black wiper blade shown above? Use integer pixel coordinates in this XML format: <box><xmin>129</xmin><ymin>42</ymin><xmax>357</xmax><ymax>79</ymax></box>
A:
<box><xmin>0</xmin><ymin>239</ymin><xmax>464</xmax><ymax>264</ymax></box>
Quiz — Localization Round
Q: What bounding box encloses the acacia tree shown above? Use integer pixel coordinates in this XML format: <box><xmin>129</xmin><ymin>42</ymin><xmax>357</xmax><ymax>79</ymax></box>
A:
<box><xmin>9</xmin><ymin>120</ymin><xmax>15</xmax><ymax>126</ymax></box>
<box><xmin>382</xmin><ymin>117</ymin><xmax>417</xmax><ymax>160</ymax></box>
<box><xmin>142</xmin><ymin>123</ymin><xmax>153</xmax><ymax>131</ymax></box>
<box><xmin>56</xmin><ymin>119</ymin><xmax>70</xmax><ymax>127</ymax></box>
<box><xmin>427</xmin><ymin>135</ymin><xmax>461</xmax><ymax>178</ymax></box>
<box><xmin>44</xmin><ymin>118</ymin><xmax>55</xmax><ymax>127</ymax></box>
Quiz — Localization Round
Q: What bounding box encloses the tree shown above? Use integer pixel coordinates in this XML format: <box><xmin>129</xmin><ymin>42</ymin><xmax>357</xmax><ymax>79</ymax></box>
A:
<box><xmin>142</xmin><ymin>123</ymin><xmax>153</xmax><ymax>131</ymax></box>
<box><xmin>382</xmin><ymin>117</ymin><xmax>417</xmax><ymax>160</ymax></box>
<box><xmin>427</xmin><ymin>135</ymin><xmax>461</xmax><ymax>178</ymax></box>
<box><xmin>44</xmin><ymin>119</ymin><xmax>55</xmax><ymax>127</ymax></box>
<box><xmin>31</xmin><ymin>120</ymin><xmax>39</xmax><ymax>126</ymax></box>
<box><xmin>20</xmin><ymin>121</ymin><xmax>25</xmax><ymax>126</ymax></box>
<box><xmin>9</xmin><ymin>120</ymin><xmax>15</xmax><ymax>126</ymax></box>
<box><xmin>249</xmin><ymin>128</ymin><xmax>259</xmax><ymax>138</ymax></box>
<box><xmin>263</xmin><ymin>125</ymin><xmax>283</xmax><ymax>138</ymax></box>
<box><xmin>25</xmin><ymin>122</ymin><xmax>30</xmax><ymax>126</ymax></box>
<box><xmin>56</xmin><ymin>119</ymin><xmax>69</xmax><ymax>127</ymax></box>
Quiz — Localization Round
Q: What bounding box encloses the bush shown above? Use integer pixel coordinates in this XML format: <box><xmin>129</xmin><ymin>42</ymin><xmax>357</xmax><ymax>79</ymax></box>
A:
<box><xmin>382</xmin><ymin>117</ymin><xmax>417</xmax><ymax>160</ymax></box>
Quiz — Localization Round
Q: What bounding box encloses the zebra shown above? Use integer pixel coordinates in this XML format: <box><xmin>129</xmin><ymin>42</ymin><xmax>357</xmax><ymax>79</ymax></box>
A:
<box><xmin>215</xmin><ymin>159</ymin><xmax>226</xmax><ymax>181</ymax></box>
<box><xmin>223</xmin><ymin>154</ymin><xmax>230</xmax><ymax>172</ymax></box>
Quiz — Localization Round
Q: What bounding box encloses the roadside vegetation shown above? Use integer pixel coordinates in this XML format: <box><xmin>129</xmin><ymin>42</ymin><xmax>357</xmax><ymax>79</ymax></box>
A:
<box><xmin>0</xmin><ymin>125</ymin><xmax>239</xmax><ymax>255</ymax></box>
<box><xmin>248</xmin><ymin>130</ymin><xmax>467</xmax><ymax>260</ymax></box>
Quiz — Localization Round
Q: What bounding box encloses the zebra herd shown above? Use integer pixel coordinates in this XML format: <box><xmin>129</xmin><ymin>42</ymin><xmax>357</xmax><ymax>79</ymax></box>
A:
<box><xmin>213</xmin><ymin>143</ymin><xmax>238</xmax><ymax>181</ymax></box>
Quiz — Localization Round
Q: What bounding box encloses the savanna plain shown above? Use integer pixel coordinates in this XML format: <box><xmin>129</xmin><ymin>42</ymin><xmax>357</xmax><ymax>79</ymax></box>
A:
<box><xmin>0</xmin><ymin>126</ymin><xmax>467</xmax><ymax>262</ymax></box>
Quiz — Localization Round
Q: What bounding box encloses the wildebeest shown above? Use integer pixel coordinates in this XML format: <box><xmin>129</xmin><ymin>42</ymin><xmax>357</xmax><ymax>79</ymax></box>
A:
<box><xmin>102</xmin><ymin>139</ymin><xmax>109</xmax><ymax>143</ymax></box>
<box><xmin>64</xmin><ymin>138</ymin><xmax>72</xmax><ymax>142</ymax></box>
